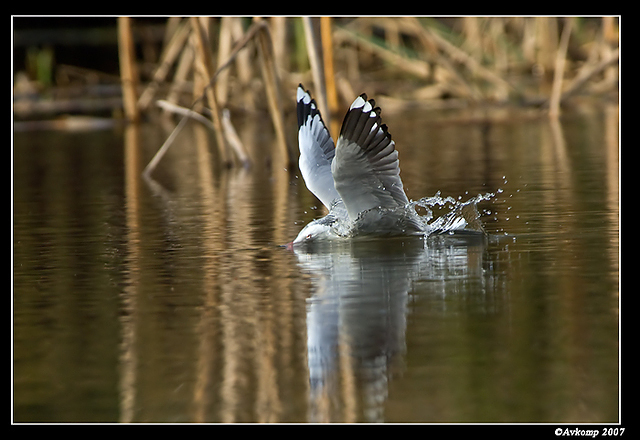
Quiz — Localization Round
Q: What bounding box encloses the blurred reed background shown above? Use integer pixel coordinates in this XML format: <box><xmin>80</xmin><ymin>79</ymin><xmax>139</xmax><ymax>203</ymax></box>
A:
<box><xmin>13</xmin><ymin>16</ymin><xmax>619</xmax><ymax>170</ymax></box>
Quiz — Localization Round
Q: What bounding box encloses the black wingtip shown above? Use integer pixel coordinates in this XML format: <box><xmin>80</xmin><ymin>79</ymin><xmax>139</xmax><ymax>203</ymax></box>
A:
<box><xmin>338</xmin><ymin>92</ymin><xmax>395</xmax><ymax>154</ymax></box>
<box><xmin>296</xmin><ymin>84</ymin><xmax>332</xmax><ymax>142</ymax></box>
<box><xmin>297</xmin><ymin>85</ymin><xmax>315</xmax><ymax>128</ymax></box>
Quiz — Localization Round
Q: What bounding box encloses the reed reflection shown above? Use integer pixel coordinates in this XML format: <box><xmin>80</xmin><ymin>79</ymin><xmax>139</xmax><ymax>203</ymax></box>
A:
<box><xmin>292</xmin><ymin>232</ymin><xmax>486</xmax><ymax>422</ymax></box>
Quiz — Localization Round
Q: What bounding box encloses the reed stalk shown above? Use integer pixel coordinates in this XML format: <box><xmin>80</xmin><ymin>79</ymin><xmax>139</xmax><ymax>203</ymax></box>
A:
<box><xmin>165</xmin><ymin>38</ymin><xmax>195</xmax><ymax>106</ymax></box>
<box><xmin>549</xmin><ymin>17</ymin><xmax>573</xmax><ymax>118</ymax></box>
<box><xmin>117</xmin><ymin>17</ymin><xmax>139</xmax><ymax>123</ymax></box>
<box><xmin>303</xmin><ymin>17</ymin><xmax>329</xmax><ymax>124</ymax></box>
<box><xmin>137</xmin><ymin>18</ymin><xmax>190</xmax><ymax>111</ymax></box>
<box><xmin>271</xmin><ymin>17</ymin><xmax>288</xmax><ymax>74</ymax></box>
<box><xmin>222</xmin><ymin>108</ymin><xmax>251</xmax><ymax>168</ymax></box>
<box><xmin>601</xmin><ymin>16</ymin><xmax>618</xmax><ymax>86</ymax></box>
<box><xmin>560</xmin><ymin>47</ymin><xmax>619</xmax><ymax>102</ymax></box>
<box><xmin>145</xmin><ymin>19</ymin><xmax>287</xmax><ymax>175</ymax></box>
<box><xmin>229</xmin><ymin>18</ymin><xmax>253</xmax><ymax>95</ymax></box>
<box><xmin>190</xmin><ymin>16</ymin><xmax>230</xmax><ymax>166</ymax></box>
<box><xmin>334</xmin><ymin>25</ymin><xmax>431</xmax><ymax>80</ymax></box>
<box><xmin>321</xmin><ymin>17</ymin><xmax>340</xmax><ymax>138</ymax></box>
<box><xmin>216</xmin><ymin>17</ymin><xmax>234</xmax><ymax>108</ymax></box>
<box><xmin>254</xmin><ymin>17</ymin><xmax>293</xmax><ymax>167</ymax></box>
<box><xmin>156</xmin><ymin>99</ymin><xmax>215</xmax><ymax>128</ymax></box>
<box><xmin>407</xmin><ymin>18</ymin><xmax>517</xmax><ymax>99</ymax></box>
<box><xmin>535</xmin><ymin>17</ymin><xmax>559</xmax><ymax>76</ymax></box>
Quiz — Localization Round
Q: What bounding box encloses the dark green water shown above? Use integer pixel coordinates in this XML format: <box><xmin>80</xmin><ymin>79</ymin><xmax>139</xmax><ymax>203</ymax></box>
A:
<box><xmin>13</xmin><ymin>101</ymin><xmax>619</xmax><ymax>423</ymax></box>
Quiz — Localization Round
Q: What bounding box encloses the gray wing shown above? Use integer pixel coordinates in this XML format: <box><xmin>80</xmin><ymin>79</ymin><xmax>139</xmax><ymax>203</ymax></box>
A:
<box><xmin>297</xmin><ymin>84</ymin><xmax>341</xmax><ymax>210</ymax></box>
<box><xmin>331</xmin><ymin>93</ymin><xmax>409</xmax><ymax>222</ymax></box>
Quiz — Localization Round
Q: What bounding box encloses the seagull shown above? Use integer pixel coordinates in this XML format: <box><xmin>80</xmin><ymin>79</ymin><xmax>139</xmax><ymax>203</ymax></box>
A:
<box><xmin>288</xmin><ymin>84</ymin><xmax>425</xmax><ymax>247</ymax></box>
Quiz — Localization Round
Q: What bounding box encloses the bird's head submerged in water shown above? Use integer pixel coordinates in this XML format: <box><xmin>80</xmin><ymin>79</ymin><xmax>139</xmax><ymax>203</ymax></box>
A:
<box><xmin>285</xmin><ymin>218</ymin><xmax>340</xmax><ymax>250</ymax></box>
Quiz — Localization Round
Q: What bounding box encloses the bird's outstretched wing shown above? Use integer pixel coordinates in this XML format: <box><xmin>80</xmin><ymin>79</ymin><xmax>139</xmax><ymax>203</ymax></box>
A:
<box><xmin>331</xmin><ymin>93</ymin><xmax>409</xmax><ymax>222</ymax></box>
<box><xmin>297</xmin><ymin>84</ymin><xmax>341</xmax><ymax>210</ymax></box>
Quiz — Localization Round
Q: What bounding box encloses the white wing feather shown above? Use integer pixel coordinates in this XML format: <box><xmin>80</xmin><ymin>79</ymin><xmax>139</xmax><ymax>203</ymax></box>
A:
<box><xmin>296</xmin><ymin>85</ymin><xmax>340</xmax><ymax>210</ymax></box>
<box><xmin>331</xmin><ymin>94</ymin><xmax>409</xmax><ymax>222</ymax></box>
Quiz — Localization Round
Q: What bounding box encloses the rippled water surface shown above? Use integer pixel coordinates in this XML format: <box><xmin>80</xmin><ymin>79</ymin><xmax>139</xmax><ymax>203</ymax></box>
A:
<box><xmin>13</xmin><ymin>101</ymin><xmax>619</xmax><ymax>423</ymax></box>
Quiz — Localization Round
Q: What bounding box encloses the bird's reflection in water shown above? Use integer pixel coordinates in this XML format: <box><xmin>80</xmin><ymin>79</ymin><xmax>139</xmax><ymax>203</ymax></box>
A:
<box><xmin>291</xmin><ymin>232</ymin><xmax>486</xmax><ymax>422</ymax></box>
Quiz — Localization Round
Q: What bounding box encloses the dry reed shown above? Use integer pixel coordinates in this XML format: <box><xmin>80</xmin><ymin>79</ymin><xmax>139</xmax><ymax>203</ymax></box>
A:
<box><xmin>549</xmin><ymin>17</ymin><xmax>574</xmax><ymax>118</ymax></box>
<box><xmin>117</xmin><ymin>17</ymin><xmax>139</xmax><ymax>123</ymax></box>
<box><xmin>143</xmin><ymin>18</ymin><xmax>291</xmax><ymax>176</ymax></box>
<box><xmin>128</xmin><ymin>17</ymin><xmax>619</xmax><ymax>173</ymax></box>
<box><xmin>15</xmin><ymin>17</ymin><xmax>619</xmax><ymax>170</ymax></box>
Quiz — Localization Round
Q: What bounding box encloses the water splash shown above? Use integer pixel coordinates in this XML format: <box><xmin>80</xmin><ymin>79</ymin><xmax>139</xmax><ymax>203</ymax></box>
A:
<box><xmin>410</xmin><ymin>191</ymin><xmax>496</xmax><ymax>235</ymax></box>
<box><xmin>344</xmin><ymin>191</ymin><xmax>495</xmax><ymax>237</ymax></box>
<box><xmin>289</xmin><ymin>191</ymin><xmax>496</xmax><ymax>246</ymax></box>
